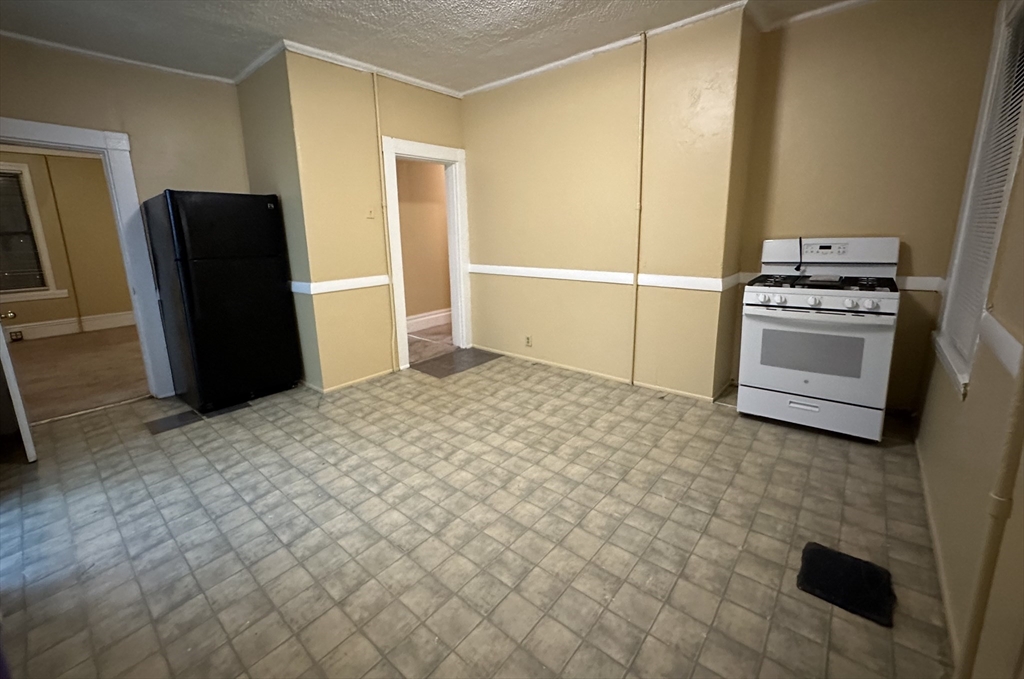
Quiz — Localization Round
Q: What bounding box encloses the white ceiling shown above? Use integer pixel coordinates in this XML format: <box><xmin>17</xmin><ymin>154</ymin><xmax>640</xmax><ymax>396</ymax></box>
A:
<box><xmin>0</xmin><ymin>0</ymin><xmax>845</xmax><ymax>95</ymax></box>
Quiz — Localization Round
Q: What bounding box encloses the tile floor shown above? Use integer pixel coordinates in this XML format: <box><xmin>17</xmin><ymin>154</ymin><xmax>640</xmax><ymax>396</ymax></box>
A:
<box><xmin>409</xmin><ymin>322</ymin><xmax>456</xmax><ymax>365</ymax></box>
<box><xmin>0</xmin><ymin>357</ymin><xmax>952</xmax><ymax>679</ymax></box>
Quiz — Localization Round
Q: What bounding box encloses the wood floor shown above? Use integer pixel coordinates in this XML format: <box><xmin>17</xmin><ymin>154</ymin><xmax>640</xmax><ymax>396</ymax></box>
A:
<box><xmin>7</xmin><ymin>325</ymin><xmax>149</xmax><ymax>422</ymax></box>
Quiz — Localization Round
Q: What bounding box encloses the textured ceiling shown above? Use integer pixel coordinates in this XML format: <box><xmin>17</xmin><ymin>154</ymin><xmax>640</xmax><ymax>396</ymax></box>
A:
<box><xmin>0</xmin><ymin>0</ymin><xmax>846</xmax><ymax>94</ymax></box>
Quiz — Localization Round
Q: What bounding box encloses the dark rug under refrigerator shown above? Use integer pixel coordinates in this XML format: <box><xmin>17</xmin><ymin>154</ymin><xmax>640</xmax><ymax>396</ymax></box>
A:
<box><xmin>796</xmin><ymin>542</ymin><xmax>897</xmax><ymax>627</ymax></box>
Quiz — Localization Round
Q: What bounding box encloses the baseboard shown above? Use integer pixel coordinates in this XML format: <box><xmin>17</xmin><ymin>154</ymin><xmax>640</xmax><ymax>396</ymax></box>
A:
<box><xmin>407</xmin><ymin>308</ymin><xmax>451</xmax><ymax>333</ymax></box>
<box><xmin>81</xmin><ymin>311</ymin><xmax>135</xmax><ymax>332</ymax></box>
<box><xmin>304</xmin><ymin>367</ymin><xmax>395</xmax><ymax>395</ymax></box>
<box><xmin>632</xmin><ymin>380</ymin><xmax>716</xmax><ymax>403</ymax></box>
<box><xmin>917</xmin><ymin>447</ymin><xmax>961</xmax><ymax>665</ymax></box>
<box><xmin>472</xmin><ymin>343</ymin><xmax>632</xmax><ymax>385</ymax></box>
<box><xmin>4</xmin><ymin>317</ymin><xmax>80</xmax><ymax>341</ymax></box>
<box><xmin>5</xmin><ymin>311</ymin><xmax>135</xmax><ymax>341</ymax></box>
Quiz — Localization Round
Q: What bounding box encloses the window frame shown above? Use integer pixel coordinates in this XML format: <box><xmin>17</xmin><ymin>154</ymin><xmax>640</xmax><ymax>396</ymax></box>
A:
<box><xmin>935</xmin><ymin>0</ymin><xmax>1024</xmax><ymax>396</ymax></box>
<box><xmin>0</xmin><ymin>161</ymin><xmax>67</xmax><ymax>303</ymax></box>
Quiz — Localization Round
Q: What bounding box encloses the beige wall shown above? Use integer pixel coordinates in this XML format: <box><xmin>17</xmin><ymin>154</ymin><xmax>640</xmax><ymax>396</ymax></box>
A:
<box><xmin>472</xmin><ymin>275</ymin><xmax>636</xmax><ymax>382</ymax></box>
<box><xmin>377</xmin><ymin>77</ymin><xmax>463</xmax><ymax>148</ymax></box>
<box><xmin>464</xmin><ymin>42</ymin><xmax>643</xmax><ymax>381</ymax></box>
<box><xmin>397</xmin><ymin>160</ymin><xmax>451</xmax><ymax>317</ymax></box>
<box><xmin>640</xmin><ymin>10</ymin><xmax>744</xmax><ymax>279</ymax></box>
<box><xmin>285</xmin><ymin>53</ymin><xmax>392</xmax><ymax>389</ymax></box>
<box><xmin>916</xmin><ymin>156</ymin><xmax>1023</xmax><ymax>675</ymax></box>
<box><xmin>47</xmin><ymin>156</ymin><xmax>132</xmax><ymax>318</ymax></box>
<box><xmin>0</xmin><ymin>36</ymin><xmax>249</xmax><ymax>202</ymax></box>
<box><xmin>740</xmin><ymin>0</ymin><xmax>996</xmax><ymax>410</ymax></box>
<box><xmin>634</xmin><ymin>287</ymin><xmax>726</xmax><ymax>394</ymax></box>
<box><xmin>238</xmin><ymin>51</ymin><xmax>464</xmax><ymax>391</ymax></box>
<box><xmin>465</xmin><ymin>44</ymin><xmax>643</xmax><ymax>273</ymax></box>
<box><xmin>634</xmin><ymin>10</ymin><xmax>748</xmax><ymax>398</ymax></box>
<box><xmin>288</xmin><ymin>53</ymin><xmax>387</xmax><ymax>283</ymax></box>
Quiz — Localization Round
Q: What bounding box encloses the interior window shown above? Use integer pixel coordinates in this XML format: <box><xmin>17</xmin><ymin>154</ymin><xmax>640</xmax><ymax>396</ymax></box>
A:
<box><xmin>0</xmin><ymin>171</ymin><xmax>47</xmax><ymax>291</ymax></box>
<box><xmin>937</xmin><ymin>3</ymin><xmax>1024</xmax><ymax>388</ymax></box>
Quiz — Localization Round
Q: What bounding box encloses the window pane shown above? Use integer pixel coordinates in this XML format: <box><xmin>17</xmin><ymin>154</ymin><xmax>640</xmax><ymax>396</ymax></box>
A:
<box><xmin>0</xmin><ymin>172</ymin><xmax>46</xmax><ymax>291</ymax></box>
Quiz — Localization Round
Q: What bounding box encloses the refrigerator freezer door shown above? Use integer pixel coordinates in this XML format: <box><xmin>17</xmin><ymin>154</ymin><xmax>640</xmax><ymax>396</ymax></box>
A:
<box><xmin>169</xmin><ymin>191</ymin><xmax>288</xmax><ymax>261</ymax></box>
<box><xmin>186</xmin><ymin>257</ymin><xmax>302</xmax><ymax>411</ymax></box>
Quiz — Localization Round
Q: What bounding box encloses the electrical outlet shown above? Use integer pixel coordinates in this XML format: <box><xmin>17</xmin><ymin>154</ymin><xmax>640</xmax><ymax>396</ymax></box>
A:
<box><xmin>9</xmin><ymin>331</ymin><xmax>23</xmax><ymax>342</ymax></box>
<box><xmin>525</xmin><ymin>336</ymin><xmax>532</xmax><ymax>348</ymax></box>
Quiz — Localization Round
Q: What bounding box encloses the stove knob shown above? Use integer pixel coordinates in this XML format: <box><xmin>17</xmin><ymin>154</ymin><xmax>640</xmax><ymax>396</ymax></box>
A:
<box><xmin>863</xmin><ymin>299</ymin><xmax>879</xmax><ymax>310</ymax></box>
<box><xmin>773</xmin><ymin>294</ymin><xmax>786</xmax><ymax>305</ymax></box>
<box><xmin>844</xmin><ymin>298</ymin><xmax>858</xmax><ymax>309</ymax></box>
<box><xmin>756</xmin><ymin>293</ymin><xmax>770</xmax><ymax>303</ymax></box>
<box><xmin>807</xmin><ymin>296</ymin><xmax>821</xmax><ymax>307</ymax></box>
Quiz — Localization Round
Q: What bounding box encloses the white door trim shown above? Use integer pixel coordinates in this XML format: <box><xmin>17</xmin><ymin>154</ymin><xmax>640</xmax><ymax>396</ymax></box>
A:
<box><xmin>0</xmin><ymin>321</ymin><xmax>36</xmax><ymax>462</ymax></box>
<box><xmin>382</xmin><ymin>137</ymin><xmax>471</xmax><ymax>370</ymax></box>
<box><xmin>0</xmin><ymin>116</ymin><xmax>174</xmax><ymax>398</ymax></box>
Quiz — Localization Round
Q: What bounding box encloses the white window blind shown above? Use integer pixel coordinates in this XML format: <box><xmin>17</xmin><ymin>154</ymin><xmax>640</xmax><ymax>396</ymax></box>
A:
<box><xmin>938</xmin><ymin>0</ymin><xmax>1024</xmax><ymax>389</ymax></box>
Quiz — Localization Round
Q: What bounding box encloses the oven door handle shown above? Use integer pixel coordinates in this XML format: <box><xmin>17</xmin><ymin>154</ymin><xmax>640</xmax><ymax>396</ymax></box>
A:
<box><xmin>743</xmin><ymin>306</ymin><xmax>896</xmax><ymax>327</ymax></box>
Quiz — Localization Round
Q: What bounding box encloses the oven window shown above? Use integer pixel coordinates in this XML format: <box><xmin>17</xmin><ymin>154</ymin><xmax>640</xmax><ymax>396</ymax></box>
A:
<box><xmin>760</xmin><ymin>329</ymin><xmax>864</xmax><ymax>378</ymax></box>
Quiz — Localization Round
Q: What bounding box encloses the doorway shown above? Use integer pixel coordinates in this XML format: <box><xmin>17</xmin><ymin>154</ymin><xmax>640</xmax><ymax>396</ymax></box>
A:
<box><xmin>0</xmin><ymin>117</ymin><xmax>173</xmax><ymax>461</ymax></box>
<box><xmin>382</xmin><ymin>137</ymin><xmax>471</xmax><ymax>369</ymax></box>
<box><xmin>1</xmin><ymin>146</ymin><xmax>148</xmax><ymax>421</ymax></box>
<box><xmin>396</xmin><ymin>159</ymin><xmax>456</xmax><ymax>364</ymax></box>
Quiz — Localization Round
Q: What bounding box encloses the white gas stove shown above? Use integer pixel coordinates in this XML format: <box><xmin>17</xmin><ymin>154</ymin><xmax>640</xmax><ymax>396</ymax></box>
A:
<box><xmin>737</xmin><ymin>237</ymin><xmax>900</xmax><ymax>441</ymax></box>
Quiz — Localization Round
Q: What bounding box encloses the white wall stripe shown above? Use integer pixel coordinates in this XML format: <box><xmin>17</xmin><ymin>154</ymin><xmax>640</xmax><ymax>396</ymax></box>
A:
<box><xmin>637</xmin><ymin>273</ymin><xmax>742</xmax><ymax>292</ymax></box>
<box><xmin>980</xmin><ymin>310</ymin><xmax>1022</xmax><ymax>376</ymax></box>
<box><xmin>896</xmin><ymin>276</ymin><xmax>945</xmax><ymax>292</ymax></box>
<box><xmin>291</xmin><ymin>275</ymin><xmax>390</xmax><ymax>295</ymax></box>
<box><xmin>469</xmin><ymin>264</ymin><xmax>634</xmax><ymax>285</ymax></box>
<box><xmin>468</xmin><ymin>266</ymin><xmax>947</xmax><ymax>293</ymax></box>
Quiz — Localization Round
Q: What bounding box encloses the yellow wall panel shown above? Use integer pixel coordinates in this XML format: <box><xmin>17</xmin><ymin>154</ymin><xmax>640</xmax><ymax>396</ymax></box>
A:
<box><xmin>633</xmin><ymin>286</ymin><xmax>723</xmax><ymax>398</ymax></box>
<box><xmin>640</xmin><ymin>9</ymin><xmax>744</xmax><ymax>279</ymax></box>
<box><xmin>464</xmin><ymin>44</ymin><xmax>643</xmax><ymax>273</ymax></box>
<box><xmin>471</xmin><ymin>274</ymin><xmax>635</xmax><ymax>382</ymax></box>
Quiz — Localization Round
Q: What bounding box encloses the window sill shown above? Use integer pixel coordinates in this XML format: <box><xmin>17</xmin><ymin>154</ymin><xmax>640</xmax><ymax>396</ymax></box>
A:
<box><xmin>0</xmin><ymin>288</ymin><xmax>69</xmax><ymax>303</ymax></box>
<box><xmin>932</xmin><ymin>331</ymin><xmax>970</xmax><ymax>399</ymax></box>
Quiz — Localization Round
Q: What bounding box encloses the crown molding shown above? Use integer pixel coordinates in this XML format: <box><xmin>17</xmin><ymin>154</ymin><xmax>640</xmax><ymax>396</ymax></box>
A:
<box><xmin>647</xmin><ymin>0</ymin><xmax>747</xmax><ymax>37</ymax></box>
<box><xmin>460</xmin><ymin>34</ymin><xmax>643</xmax><ymax>97</ymax></box>
<box><xmin>233</xmin><ymin>41</ymin><xmax>286</xmax><ymax>84</ymax></box>
<box><xmin>462</xmin><ymin>0</ymin><xmax>747</xmax><ymax>97</ymax></box>
<box><xmin>766</xmin><ymin>0</ymin><xmax>874</xmax><ymax>31</ymax></box>
<box><xmin>743</xmin><ymin>3</ymin><xmax>772</xmax><ymax>32</ymax></box>
<box><xmin>0</xmin><ymin>30</ymin><xmax>235</xmax><ymax>84</ymax></box>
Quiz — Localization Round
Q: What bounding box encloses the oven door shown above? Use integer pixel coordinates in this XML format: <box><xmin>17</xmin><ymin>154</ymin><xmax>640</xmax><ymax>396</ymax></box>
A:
<box><xmin>739</xmin><ymin>306</ymin><xmax>896</xmax><ymax>408</ymax></box>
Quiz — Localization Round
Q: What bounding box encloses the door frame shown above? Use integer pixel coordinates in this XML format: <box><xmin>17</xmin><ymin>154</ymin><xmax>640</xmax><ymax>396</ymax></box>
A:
<box><xmin>0</xmin><ymin>116</ymin><xmax>175</xmax><ymax>398</ymax></box>
<box><xmin>0</xmin><ymin>329</ymin><xmax>36</xmax><ymax>462</ymax></box>
<box><xmin>381</xmin><ymin>137</ymin><xmax>471</xmax><ymax>369</ymax></box>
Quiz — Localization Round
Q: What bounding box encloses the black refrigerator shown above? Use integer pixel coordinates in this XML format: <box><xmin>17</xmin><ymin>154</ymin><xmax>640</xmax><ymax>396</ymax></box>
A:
<box><xmin>142</xmin><ymin>190</ymin><xmax>303</xmax><ymax>413</ymax></box>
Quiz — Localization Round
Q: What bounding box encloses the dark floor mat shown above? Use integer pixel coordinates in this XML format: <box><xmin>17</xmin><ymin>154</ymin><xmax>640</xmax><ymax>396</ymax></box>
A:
<box><xmin>412</xmin><ymin>347</ymin><xmax>500</xmax><ymax>378</ymax></box>
<box><xmin>145</xmin><ymin>409</ymin><xmax>202</xmax><ymax>434</ymax></box>
<box><xmin>797</xmin><ymin>542</ymin><xmax>897</xmax><ymax>627</ymax></box>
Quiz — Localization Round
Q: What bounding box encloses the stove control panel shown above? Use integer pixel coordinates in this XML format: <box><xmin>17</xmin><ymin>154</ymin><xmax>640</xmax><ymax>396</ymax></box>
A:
<box><xmin>804</xmin><ymin>242</ymin><xmax>848</xmax><ymax>256</ymax></box>
<box><xmin>762</xmin><ymin>237</ymin><xmax>899</xmax><ymax>268</ymax></box>
<box><xmin>744</xmin><ymin>286</ymin><xmax>899</xmax><ymax>315</ymax></box>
